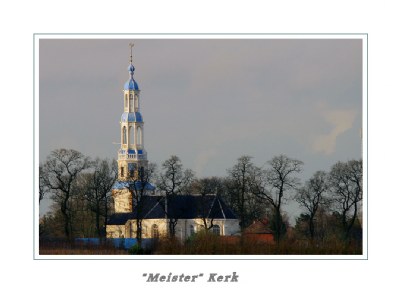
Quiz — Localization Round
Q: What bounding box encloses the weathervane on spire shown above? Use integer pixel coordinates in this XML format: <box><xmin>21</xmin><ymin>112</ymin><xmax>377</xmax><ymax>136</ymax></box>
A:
<box><xmin>129</xmin><ymin>42</ymin><xmax>134</xmax><ymax>63</ymax></box>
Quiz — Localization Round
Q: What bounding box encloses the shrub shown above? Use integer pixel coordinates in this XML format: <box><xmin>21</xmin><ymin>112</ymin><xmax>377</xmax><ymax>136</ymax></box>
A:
<box><xmin>128</xmin><ymin>244</ymin><xmax>145</xmax><ymax>255</ymax></box>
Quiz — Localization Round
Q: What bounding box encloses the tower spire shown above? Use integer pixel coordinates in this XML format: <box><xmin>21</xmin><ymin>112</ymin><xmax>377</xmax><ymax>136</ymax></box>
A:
<box><xmin>129</xmin><ymin>42</ymin><xmax>134</xmax><ymax>64</ymax></box>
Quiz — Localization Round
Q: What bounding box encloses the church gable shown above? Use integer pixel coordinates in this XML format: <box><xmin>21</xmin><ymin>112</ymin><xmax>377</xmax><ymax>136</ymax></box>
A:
<box><xmin>165</xmin><ymin>195</ymin><xmax>237</xmax><ymax>220</ymax></box>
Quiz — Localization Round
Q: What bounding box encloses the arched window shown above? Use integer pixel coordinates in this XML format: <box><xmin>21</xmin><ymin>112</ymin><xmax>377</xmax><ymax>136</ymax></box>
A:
<box><xmin>122</xmin><ymin>126</ymin><xmax>127</xmax><ymax>144</ymax></box>
<box><xmin>151</xmin><ymin>224</ymin><xmax>159</xmax><ymax>238</ymax></box>
<box><xmin>137</xmin><ymin>127</ymin><xmax>142</xmax><ymax>145</ymax></box>
<box><xmin>212</xmin><ymin>225</ymin><xmax>221</xmax><ymax>236</ymax></box>
<box><xmin>190</xmin><ymin>225</ymin><xmax>195</xmax><ymax>236</ymax></box>
<box><xmin>134</xmin><ymin>95</ymin><xmax>139</xmax><ymax>110</ymax></box>
<box><xmin>130</xmin><ymin>224</ymin><xmax>137</xmax><ymax>237</ymax></box>
<box><xmin>129</xmin><ymin>94</ymin><xmax>134</xmax><ymax>112</ymax></box>
<box><xmin>128</xmin><ymin>163</ymin><xmax>135</xmax><ymax>178</ymax></box>
<box><xmin>125</xmin><ymin>94</ymin><xmax>128</xmax><ymax>109</ymax></box>
<box><xmin>128</xmin><ymin>126</ymin><xmax>133</xmax><ymax>145</ymax></box>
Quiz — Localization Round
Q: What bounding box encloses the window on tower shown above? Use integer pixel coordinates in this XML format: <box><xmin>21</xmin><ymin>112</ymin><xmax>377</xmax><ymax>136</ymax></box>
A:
<box><xmin>129</xmin><ymin>126</ymin><xmax>133</xmax><ymax>145</ymax></box>
<box><xmin>121</xmin><ymin>167</ymin><xmax>125</xmax><ymax>178</ymax></box>
<box><xmin>137</xmin><ymin>127</ymin><xmax>142</xmax><ymax>145</ymax></box>
<box><xmin>123</xmin><ymin>126</ymin><xmax>127</xmax><ymax>144</ymax></box>
<box><xmin>129</xmin><ymin>94</ymin><xmax>133</xmax><ymax>112</ymax></box>
<box><xmin>134</xmin><ymin>95</ymin><xmax>138</xmax><ymax>110</ymax></box>
<box><xmin>128</xmin><ymin>163</ymin><xmax>136</xmax><ymax>178</ymax></box>
<box><xmin>125</xmin><ymin>94</ymin><xmax>128</xmax><ymax>109</ymax></box>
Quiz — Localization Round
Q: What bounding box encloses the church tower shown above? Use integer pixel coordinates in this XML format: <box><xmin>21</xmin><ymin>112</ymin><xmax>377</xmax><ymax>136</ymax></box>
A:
<box><xmin>117</xmin><ymin>44</ymin><xmax>148</xmax><ymax>180</ymax></box>
<box><xmin>112</xmin><ymin>44</ymin><xmax>153</xmax><ymax>213</ymax></box>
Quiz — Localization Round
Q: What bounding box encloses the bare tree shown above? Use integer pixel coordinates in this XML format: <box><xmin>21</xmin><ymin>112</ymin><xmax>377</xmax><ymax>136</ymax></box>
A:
<box><xmin>295</xmin><ymin>170</ymin><xmax>328</xmax><ymax>240</ymax></box>
<box><xmin>41</xmin><ymin>149</ymin><xmax>90</xmax><ymax>240</ymax></box>
<box><xmin>81</xmin><ymin>158</ymin><xmax>117</xmax><ymax>237</ymax></box>
<box><xmin>191</xmin><ymin>177</ymin><xmax>224</xmax><ymax>231</ymax></box>
<box><xmin>157</xmin><ymin>155</ymin><xmax>194</xmax><ymax>237</ymax></box>
<box><xmin>127</xmin><ymin>162</ymin><xmax>157</xmax><ymax>248</ymax></box>
<box><xmin>329</xmin><ymin>159</ymin><xmax>362</xmax><ymax>241</ymax></box>
<box><xmin>226</xmin><ymin>156</ymin><xmax>263</xmax><ymax>231</ymax></box>
<box><xmin>39</xmin><ymin>164</ymin><xmax>48</xmax><ymax>204</ymax></box>
<box><xmin>252</xmin><ymin>154</ymin><xmax>303</xmax><ymax>242</ymax></box>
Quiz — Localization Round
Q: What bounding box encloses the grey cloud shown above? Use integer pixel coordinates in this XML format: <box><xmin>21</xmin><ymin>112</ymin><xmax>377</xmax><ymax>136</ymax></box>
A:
<box><xmin>39</xmin><ymin>38</ymin><xmax>363</xmax><ymax>219</ymax></box>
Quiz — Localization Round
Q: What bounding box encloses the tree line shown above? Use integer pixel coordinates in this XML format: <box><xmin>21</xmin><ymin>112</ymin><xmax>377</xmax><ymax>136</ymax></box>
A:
<box><xmin>39</xmin><ymin>148</ymin><xmax>362</xmax><ymax>246</ymax></box>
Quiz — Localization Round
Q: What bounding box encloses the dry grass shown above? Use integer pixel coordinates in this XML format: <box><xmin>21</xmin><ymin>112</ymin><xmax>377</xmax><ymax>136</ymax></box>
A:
<box><xmin>39</xmin><ymin>240</ymin><xmax>129</xmax><ymax>255</ymax></box>
<box><xmin>153</xmin><ymin>233</ymin><xmax>362</xmax><ymax>255</ymax></box>
<box><xmin>39</xmin><ymin>234</ymin><xmax>362</xmax><ymax>255</ymax></box>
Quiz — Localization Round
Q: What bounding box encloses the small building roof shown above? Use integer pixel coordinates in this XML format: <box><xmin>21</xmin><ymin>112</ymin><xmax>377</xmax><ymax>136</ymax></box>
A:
<box><xmin>244</xmin><ymin>219</ymin><xmax>273</xmax><ymax>234</ymax></box>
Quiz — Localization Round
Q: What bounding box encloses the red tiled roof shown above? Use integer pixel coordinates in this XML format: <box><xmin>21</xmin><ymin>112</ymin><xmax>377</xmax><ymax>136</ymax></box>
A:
<box><xmin>245</xmin><ymin>219</ymin><xmax>273</xmax><ymax>234</ymax></box>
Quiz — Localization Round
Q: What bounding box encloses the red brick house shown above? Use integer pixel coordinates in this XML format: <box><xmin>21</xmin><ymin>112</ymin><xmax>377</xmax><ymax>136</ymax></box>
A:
<box><xmin>244</xmin><ymin>219</ymin><xmax>274</xmax><ymax>243</ymax></box>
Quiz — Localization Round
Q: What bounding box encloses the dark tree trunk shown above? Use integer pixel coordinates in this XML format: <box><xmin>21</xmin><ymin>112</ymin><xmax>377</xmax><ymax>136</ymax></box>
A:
<box><xmin>168</xmin><ymin>219</ymin><xmax>177</xmax><ymax>238</ymax></box>
<box><xmin>274</xmin><ymin>208</ymin><xmax>282</xmax><ymax>243</ymax></box>
<box><xmin>309</xmin><ymin>214</ymin><xmax>315</xmax><ymax>240</ymax></box>
<box><xmin>104</xmin><ymin>197</ymin><xmax>108</xmax><ymax>238</ymax></box>
<box><xmin>274</xmin><ymin>185</ymin><xmax>284</xmax><ymax>243</ymax></box>
<box><xmin>95</xmin><ymin>201</ymin><xmax>101</xmax><ymax>238</ymax></box>
<box><xmin>61</xmin><ymin>199</ymin><xmax>71</xmax><ymax>240</ymax></box>
<box><xmin>136</xmin><ymin>219</ymin><xmax>142</xmax><ymax>248</ymax></box>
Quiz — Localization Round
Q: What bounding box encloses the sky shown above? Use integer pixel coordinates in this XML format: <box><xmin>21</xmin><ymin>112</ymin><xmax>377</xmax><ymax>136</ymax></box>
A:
<box><xmin>39</xmin><ymin>38</ymin><xmax>363</xmax><ymax>221</ymax></box>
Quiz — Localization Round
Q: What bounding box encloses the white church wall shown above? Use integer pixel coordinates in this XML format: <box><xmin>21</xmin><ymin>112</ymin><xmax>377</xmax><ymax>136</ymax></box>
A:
<box><xmin>121</xmin><ymin>218</ymin><xmax>241</xmax><ymax>240</ymax></box>
<box><xmin>220</xmin><ymin>219</ymin><xmax>241</xmax><ymax>236</ymax></box>
<box><xmin>126</xmin><ymin>218</ymin><xmax>168</xmax><ymax>239</ymax></box>
<box><xmin>176</xmin><ymin>219</ymin><xmax>241</xmax><ymax>239</ymax></box>
<box><xmin>106</xmin><ymin>224</ymin><xmax>125</xmax><ymax>238</ymax></box>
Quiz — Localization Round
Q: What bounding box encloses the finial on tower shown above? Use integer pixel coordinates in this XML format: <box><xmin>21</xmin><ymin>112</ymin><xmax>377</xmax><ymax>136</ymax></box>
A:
<box><xmin>129</xmin><ymin>42</ymin><xmax>134</xmax><ymax>64</ymax></box>
<box><xmin>127</xmin><ymin>43</ymin><xmax>135</xmax><ymax>76</ymax></box>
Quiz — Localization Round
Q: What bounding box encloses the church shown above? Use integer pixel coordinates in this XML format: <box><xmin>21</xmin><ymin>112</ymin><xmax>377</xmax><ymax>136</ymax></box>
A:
<box><xmin>106</xmin><ymin>46</ymin><xmax>240</xmax><ymax>240</ymax></box>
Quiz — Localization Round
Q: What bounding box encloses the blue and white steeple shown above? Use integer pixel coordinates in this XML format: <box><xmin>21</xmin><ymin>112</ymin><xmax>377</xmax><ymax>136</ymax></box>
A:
<box><xmin>117</xmin><ymin>43</ymin><xmax>148</xmax><ymax>180</ymax></box>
